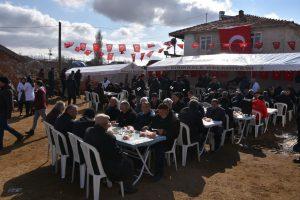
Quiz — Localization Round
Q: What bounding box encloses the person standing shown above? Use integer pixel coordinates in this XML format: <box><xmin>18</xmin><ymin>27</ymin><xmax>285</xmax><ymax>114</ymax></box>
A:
<box><xmin>48</xmin><ymin>67</ymin><xmax>55</xmax><ymax>97</ymax></box>
<box><xmin>135</xmin><ymin>74</ymin><xmax>146</xmax><ymax>99</ymax></box>
<box><xmin>26</xmin><ymin>80</ymin><xmax>47</xmax><ymax>136</ymax></box>
<box><xmin>0</xmin><ymin>76</ymin><xmax>24</xmax><ymax>150</ymax></box>
<box><xmin>251</xmin><ymin>78</ymin><xmax>260</xmax><ymax>93</ymax></box>
<box><xmin>66</xmin><ymin>74</ymin><xmax>77</xmax><ymax>105</ymax></box>
<box><xmin>102</xmin><ymin>77</ymin><xmax>110</xmax><ymax>90</ymax></box>
<box><xmin>60</xmin><ymin>68</ymin><xmax>67</xmax><ymax>98</ymax></box>
<box><xmin>17</xmin><ymin>77</ymin><xmax>26</xmax><ymax>116</ymax></box>
<box><xmin>24</xmin><ymin>76</ymin><xmax>35</xmax><ymax>117</ymax></box>
<box><xmin>74</xmin><ymin>69</ymin><xmax>82</xmax><ymax>97</ymax></box>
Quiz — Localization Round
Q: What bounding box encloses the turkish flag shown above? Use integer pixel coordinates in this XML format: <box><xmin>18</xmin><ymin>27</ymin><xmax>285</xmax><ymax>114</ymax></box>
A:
<box><xmin>147</xmin><ymin>44</ymin><xmax>155</xmax><ymax>48</ymax></box>
<box><xmin>119</xmin><ymin>44</ymin><xmax>126</xmax><ymax>53</ymax></box>
<box><xmin>84</xmin><ymin>50</ymin><xmax>92</xmax><ymax>56</ymax></box>
<box><xmin>177</xmin><ymin>44</ymin><xmax>184</xmax><ymax>49</ymax></box>
<box><xmin>273</xmin><ymin>42</ymin><xmax>280</xmax><ymax>49</ymax></box>
<box><xmin>133</xmin><ymin>44</ymin><xmax>141</xmax><ymax>52</ymax></box>
<box><xmin>106</xmin><ymin>44</ymin><xmax>113</xmax><ymax>52</ymax></box>
<box><xmin>98</xmin><ymin>51</ymin><xmax>104</xmax><ymax>58</ymax></box>
<box><xmin>288</xmin><ymin>41</ymin><xmax>296</xmax><ymax>50</ymax></box>
<box><xmin>75</xmin><ymin>46</ymin><xmax>81</xmax><ymax>52</ymax></box>
<box><xmin>158</xmin><ymin>48</ymin><xmax>164</xmax><ymax>53</ymax></box>
<box><xmin>80</xmin><ymin>43</ymin><xmax>87</xmax><ymax>51</ymax></box>
<box><xmin>146</xmin><ymin>51</ymin><xmax>154</xmax><ymax>58</ymax></box>
<box><xmin>192</xmin><ymin>42</ymin><xmax>199</xmax><ymax>49</ymax></box>
<box><xmin>64</xmin><ymin>41</ymin><xmax>74</xmax><ymax>48</ymax></box>
<box><xmin>219</xmin><ymin>25</ymin><xmax>252</xmax><ymax>53</ymax></box>
<box><xmin>164</xmin><ymin>41</ymin><xmax>171</xmax><ymax>46</ymax></box>
<box><xmin>107</xmin><ymin>53</ymin><xmax>114</xmax><ymax>61</ymax></box>
<box><xmin>93</xmin><ymin>43</ymin><xmax>100</xmax><ymax>52</ymax></box>
<box><xmin>284</xmin><ymin>71</ymin><xmax>294</xmax><ymax>81</ymax></box>
<box><xmin>140</xmin><ymin>53</ymin><xmax>145</xmax><ymax>61</ymax></box>
<box><xmin>255</xmin><ymin>42</ymin><xmax>263</xmax><ymax>49</ymax></box>
<box><xmin>272</xmin><ymin>71</ymin><xmax>281</xmax><ymax>80</ymax></box>
<box><xmin>131</xmin><ymin>53</ymin><xmax>136</xmax><ymax>62</ymax></box>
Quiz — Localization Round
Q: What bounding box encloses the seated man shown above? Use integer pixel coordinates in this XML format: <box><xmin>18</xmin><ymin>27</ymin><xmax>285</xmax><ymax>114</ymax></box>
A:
<box><xmin>54</xmin><ymin>104</ymin><xmax>78</xmax><ymax>155</ymax></box>
<box><xmin>134</xmin><ymin>102</ymin><xmax>155</xmax><ymax>131</ymax></box>
<box><xmin>231</xmin><ymin>90</ymin><xmax>244</xmax><ymax>107</ymax></box>
<box><xmin>150</xmin><ymin>93</ymin><xmax>161</xmax><ymax>110</ymax></box>
<box><xmin>151</xmin><ymin>103</ymin><xmax>180</xmax><ymax>181</ymax></box>
<box><xmin>179</xmin><ymin>99</ymin><xmax>205</xmax><ymax>145</ymax></box>
<box><xmin>45</xmin><ymin>101</ymin><xmax>65</xmax><ymax>125</ymax></box>
<box><xmin>105</xmin><ymin>97</ymin><xmax>120</xmax><ymax>121</ymax></box>
<box><xmin>72</xmin><ymin>108</ymin><xmax>95</xmax><ymax>139</ymax></box>
<box><xmin>205</xmin><ymin>99</ymin><xmax>225</xmax><ymax>151</ymax></box>
<box><xmin>252</xmin><ymin>93</ymin><xmax>268</xmax><ymax>121</ymax></box>
<box><xmin>84</xmin><ymin>114</ymin><xmax>137</xmax><ymax>193</ymax></box>
<box><xmin>171</xmin><ymin>92</ymin><xmax>185</xmax><ymax>113</ymax></box>
<box><xmin>117</xmin><ymin>101</ymin><xmax>137</xmax><ymax>127</ymax></box>
<box><xmin>275</xmin><ymin>90</ymin><xmax>294</xmax><ymax>111</ymax></box>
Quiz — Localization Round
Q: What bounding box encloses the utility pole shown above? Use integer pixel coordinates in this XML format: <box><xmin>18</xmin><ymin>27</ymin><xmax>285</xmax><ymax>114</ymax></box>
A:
<box><xmin>58</xmin><ymin>21</ymin><xmax>62</xmax><ymax>73</ymax></box>
<box><xmin>206</xmin><ymin>13</ymin><xmax>208</xmax><ymax>23</ymax></box>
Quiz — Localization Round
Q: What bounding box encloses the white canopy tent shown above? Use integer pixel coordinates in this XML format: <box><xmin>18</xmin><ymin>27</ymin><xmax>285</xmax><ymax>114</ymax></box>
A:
<box><xmin>66</xmin><ymin>63</ymin><xmax>144</xmax><ymax>83</ymax></box>
<box><xmin>148</xmin><ymin>53</ymin><xmax>300</xmax><ymax>72</ymax></box>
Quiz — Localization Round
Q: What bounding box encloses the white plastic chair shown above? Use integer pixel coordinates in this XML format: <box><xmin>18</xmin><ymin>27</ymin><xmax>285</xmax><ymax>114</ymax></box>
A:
<box><xmin>221</xmin><ymin>114</ymin><xmax>234</xmax><ymax>146</ymax></box>
<box><xmin>165</xmin><ymin>139</ymin><xmax>178</xmax><ymax>170</ymax></box>
<box><xmin>274</xmin><ymin>103</ymin><xmax>287</xmax><ymax>127</ymax></box>
<box><xmin>91</xmin><ymin>92</ymin><xmax>100</xmax><ymax>112</ymax></box>
<box><xmin>177</xmin><ymin>122</ymin><xmax>200</xmax><ymax>167</ymax></box>
<box><xmin>232</xmin><ymin>107</ymin><xmax>242</xmax><ymax>112</ymax></box>
<box><xmin>249</xmin><ymin>110</ymin><xmax>264</xmax><ymax>138</ymax></box>
<box><xmin>52</xmin><ymin>129</ymin><xmax>70</xmax><ymax>179</ymax></box>
<box><xmin>43</xmin><ymin>121</ymin><xmax>56</xmax><ymax>167</ymax></box>
<box><xmin>68</xmin><ymin>132</ymin><xmax>86</xmax><ymax>189</ymax></box>
<box><xmin>79</xmin><ymin>141</ymin><xmax>124</xmax><ymax>200</ymax></box>
<box><xmin>85</xmin><ymin>91</ymin><xmax>92</xmax><ymax>108</ymax></box>
<box><xmin>117</xmin><ymin>90</ymin><xmax>128</xmax><ymax>101</ymax></box>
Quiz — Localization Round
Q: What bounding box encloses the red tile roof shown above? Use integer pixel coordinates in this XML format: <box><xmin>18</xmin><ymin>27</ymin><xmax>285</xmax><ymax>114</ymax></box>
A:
<box><xmin>169</xmin><ymin>14</ymin><xmax>300</xmax><ymax>39</ymax></box>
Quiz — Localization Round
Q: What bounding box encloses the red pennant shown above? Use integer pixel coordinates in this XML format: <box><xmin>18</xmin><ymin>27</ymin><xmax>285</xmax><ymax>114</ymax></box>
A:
<box><xmin>80</xmin><ymin>43</ymin><xmax>87</xmax><ymax>51</ymax></box>
<box><xmin>284</xmin><ymin>71</ymin><xmax>294</xmax><ymax>81</ymax></box>
<box><xmin>158</xmin><ymin>48</ymin><xmax>164</xmax><ymax>53</ymax></box>
<box><xmin>273</xmin><ymin>42</ymin><xmax>280</xmax><ymax>49</ymax></box>
<box><xmin>166</xmin><ymin>46</ymin><xmax>172</xmax><ymax>50</ymax></box>
<box><xmin>64</xmin><ymin>41</ymin><xmax>74</xmax><ymax>48</ymax></box>
<box><xmin>146</xmin><ymin>51</ymin><xmax>154</xmax><ymax>58</ymax></box>
<box><xmin>75</xmin><ymin>46</ymin><xmax>81</xmax><ymax>52</ymax></box>
<box><xmin>272</xmin><ymin>71</ymin><xmax>281</xmax><ymax>80</ymax></box>
<box><xmin>106</xmin><ymin>44</ymin><xmax>113</xmax><ymax>52</ymax></box>
<box><xmin>191</xmin><ymin>42</ymin><xmax>199</xmax><ymax>49</ymax></box>
<box><xmin>140</xmin><ymin>53</ymin><xmax>145</xmax><ymax>61</ymax></box>
<box><xmin>93</xmin><ymin>43</ymin><xmax>100</xmax><ymax>52</ymax></box>
<box><xmin>208</xmin><ymin>43</ymin><xmax>215</xmax><ymax>49</ymax></box>
<box><xmin>164</xmin><ymin>41</ymin><xmax>171</xmax><ymax>46</ymax></box>
<box><xmin>133</xmin><ymin>44</ymin><xmax>141</xmax><ymax>52</ymax></box>
<box><xmin>98</xmin><ymin>51</ymin><xmax>104</xmax><ymax>58</ymax></box>
<box><xmin>118</xmin><ymin>44</ymin><xmax>126</xmax><ymax>54</ymax></box>
<box><xmin>84</xmin><ymin>50</ymin><xmax>92</xmax><ymax>56</ymax></box>
<box><xmin>107</xmin><ymin>53</ymin><xmax>114</xmax><ymax>61</ymax></box>
<box><xmin>177</xmin><ymin>44</ymin><xmax>184</xmax><ymax>49</ymax></box>
<box><xmin>131</xmin><ymin>53</ymin><xmax>136</xmax><ymax>62</ymax></box>
<box><xmin>147</xmin><ymin>44</ymin><xmax>155</xmax><ymax>48</ymax></box>
<box><xmin>288</xmin><ymin>41</ymin><xmax>296</xmax><ymax>50</ymax></box>
<box><xmin>255</xmin><ymin>42</ymin><xmax>263</xmax><ymax>49</ymax></box>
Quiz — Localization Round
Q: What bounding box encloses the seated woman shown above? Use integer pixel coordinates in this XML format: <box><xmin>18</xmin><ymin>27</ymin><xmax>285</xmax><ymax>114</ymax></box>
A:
<box><xmin>105</xmin><ymin>97</ymin><xmax>120</xmax><ymax>121</ymax></box>
<box><xmin>45</xmin><ymin>101</ymin><xmax>65</xmax><ymax>125</ymax></box>
<box><xmin>252</xmin><ymin>93</ymin><xmax>268</xmax><ymax>120</ymax></box>
<box><xmin>117</xmin><ymin>101</ymin><xmax>137</xmax><ymax>127</ymax></box>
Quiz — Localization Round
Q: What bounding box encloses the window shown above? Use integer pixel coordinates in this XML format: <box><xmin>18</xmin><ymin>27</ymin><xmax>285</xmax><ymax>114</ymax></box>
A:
<box><xmin>200</xmin><ymin>36</ymin><xmax>212</xmax><ymax>51</ymax></box>
<box><xmin>251</xmin><ymin>32</ymin><xmax>262</xmax><ymax>48</ymax></box>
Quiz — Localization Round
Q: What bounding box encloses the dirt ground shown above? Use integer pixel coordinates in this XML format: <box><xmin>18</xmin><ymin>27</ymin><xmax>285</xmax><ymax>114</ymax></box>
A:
<box><xmin>0</xmin><ymin>98</ymin><xmax>299</xmax><ymax>200</ymax></box>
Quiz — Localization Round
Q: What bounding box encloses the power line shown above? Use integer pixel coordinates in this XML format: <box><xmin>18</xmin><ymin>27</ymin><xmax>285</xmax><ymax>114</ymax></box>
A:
<box><xmin>0</xmin><ymin>25</ymin><xmax>57</xmax><ymax>29</ymax></box>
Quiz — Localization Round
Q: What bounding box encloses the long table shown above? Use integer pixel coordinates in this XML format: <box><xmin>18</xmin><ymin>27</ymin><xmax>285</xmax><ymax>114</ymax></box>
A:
<box><xmin>109</xmin><ymin>127</ymin><xmax>166</xmax><ymax>185</ymax></box>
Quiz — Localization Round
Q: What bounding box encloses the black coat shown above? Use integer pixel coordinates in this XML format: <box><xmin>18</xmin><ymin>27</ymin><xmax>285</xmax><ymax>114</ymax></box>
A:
<box><xmin>117</xmin><ymin>109</ymin><xmax>137</xmax><ymax>127</ymax></box>
<box><xmin>105</xmin><ymin>106</ymin><xmax>120</xmax><ymax>121</ymax></box>
<box><xmin>134</xmin><ymin>110</ymin><xmax>155</xmax><ymax>131</ymax></box>
<box><xmin>275</xmin><ymin>94</ymin><xmax>294</xmax><ymax>111</ymax></box>
<box><xmin>72</xmin><ymin>117</ymin><xmax>95</xmax><ymax>139</ymax></box>
<box><xmin>151</xmin><ymin>112</ymin><xmax>180</xmax><ymax>151</ymax></box>
<box><xmin>45</xmin><ymin>109</ymin><xmax>61</xmax><ymax>126</ymax></box>
<box><xmin>84</xmin><ymin>125</ymin><xmax>124</xmax><ymax>179</ymax></box>
<box><xmin>66</xmin><ymin>77</ymin><xmax>77</xmax><ymax>97</ymax></box>
<box><xmin>172</xmin><ymin>101</ymin><xmax>185</xmax><ymax>113</ymax></box>
<box><xmin>0</xmin><ymin>85</ymin><xmax>13</xmax><ymax>119</ymax></box>
<box><xmin>149</xmin><ymin>78</ymin><xmax>160</xmax><ymax>94</ymax></box>
<box><xmin>135</xmin><ymin>79</ymin><xmax>146</xmax><ymax>97</ymax></box>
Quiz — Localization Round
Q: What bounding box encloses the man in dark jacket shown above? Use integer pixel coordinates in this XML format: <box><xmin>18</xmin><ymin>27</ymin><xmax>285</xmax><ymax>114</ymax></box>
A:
<box><xmin>84</xmin><ymin>114</ymin><xmax>136</xmax><ymax>193</ymax></box>
<box><xmin>26</xmin><ymin>80</ymin><xmax>47</xmax><ymax>136</ymax></box>
<box><xmin>105</xmin><ymin>97</ymin><xmax>120</xmax><ymax>121</ymax></box>
<box><xmin>54</xmin><ymin>105</ymin><xmax>78</xmax><ymax>155</ymax></box>
<box><xmin>72</xmin><ymin>108</ymin><xmax>95</xmax><ymax>139</ymax></box>
<box><xmin>48</xmin><ymin>67</ymin><xmax>55</xmax><ymax>97</ymax></box>
<box><xmin>135</xmin><ymin>74</ymin><xmax>146</xmax><ymax>98</ymax></box>
<box><xmin>149</xmin><ymin>75</ymin><xmax>160</xmax><ymax>95</ymax></box>
<box><xmin>159</xmin><ymin>73</ymin><xmax>171</xmax><ymax>99</ymax></box>
<box><xmin>151</xmin><ymin>103</ymin><xmax>180</xmax><ymax>181</ymax></box>
<box><xmin>134</xmin><ymin>102</ymin><xmax>155</xmax><ymax>131</ymax></box>
<box><xmin>117</xmin><ymin>101</ymin><xmax>137</xmax><ymax>127</ymax></box>
<box><xmin>206</xmin><ymin>99</ymin><xmax>226</xmax><ymax>151</ymax></box>
<box><xmin>0</xmin><ymin>76</ymin><xmax>24</xmax><ymax>150</ymax></box>
<box><xmin>150</xmin><ymin>93</ymin><xmax>161</xmax><ymax>110</ymax></box>
<box><xmin>275</xmin><ymin>90</ymin><xmax>294</xmax><ymax>111</ymax></box>
<box><xmin>66</xmin><ymin>74</ymin><xmax>77</xmax><ymax>105</ymax></box>
<box><xmin>74</xmin><ymin>69</ymin><xmax>82</xmax><ymax>97</ymax></box>
<box><xmin>171</xmin><ymin>92</ymin><xmax>185</xmax><ymax>113</ymax></box>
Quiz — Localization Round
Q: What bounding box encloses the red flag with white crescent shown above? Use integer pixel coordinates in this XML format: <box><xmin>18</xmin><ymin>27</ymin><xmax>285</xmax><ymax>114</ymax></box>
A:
<box><xmin>146</xmin><ymin>51</ymin><xmax>154</xmax><ymax>58</ymax></box>
<box><xmin>191</xmin><ymin>42</ymin><xmax>199</xmax><ymax>49</ymax></box>
<box><xmin>255</xmin><ymin>42</ymin><xmax>263</xmax><ymax>49</ymax></box>
<box><xmin>75</xmin><ymin>46</ymin><xmax>81</xmax><ymax>52</ymax></box>
<box><xmin>273</xmin><ymin>42</ymin><xmax>280</xmax><ymax>49</ymax></box>
<box><xmin>64</xmin><ymin>41</ymin><xmax>74</xmax><ymax>48</ymax></box>
<box><xmin>84</xmin><ymin>50</ymin><xmax>92</xmax><ymax>56</ymax></box>
<box><xmin>219</xmin><ymin>25</ymin><xmax>252</xmax><ymax>53</ymax></box>
<box><xmin>119</xmin><ymin>44</ymin><xmax>126</xmax><ymax>54</ymax></box>
<box><xmin>177</xmin><ymin>44</ymin><xmax>184</xmax><ymax>49</ymax></box>
<box><xmin>147</xmin><ymin>44</ymin><xmax>155</xmax><ymax>48</ymax></box>
<box><xmin>131</xmin><ymin>53</ymin><xmax>136</xmax><ymax>62</ymax></box>
<box><xmin>107</xmin><ymin>53</ymin><xmax>114</xmax><ymax>60</ymax></box>
<box><xmin>93</xmin><ymin>43</ymin><xmax>100</xmax><ymax>52</ymax></box>
<box><xmin>80</xmin><ymin>43</ymin><xmax>87</xmax><ymax>51</ymax></box>
<box><xmin>140</xmin><ymin>53</ymin><xmax>145</xmax><ymax>61</ymax></box>
<box><xmin>133</xmin><ymin>44</ymin><xmax>141</xmax><ymax>52</ymax></box>
<box><xmin>106</xmin><ymin>44</ymin><xmax>113</xmax><ymax>52</ymax></box>
<box><xmin>288</xmin><ymin>41</ymin><xmax>296</xmax><ymax>50</ymax></box>
<box><xmin>98</xmin><ymin>51</ymin><xmax>104</xmax><ymax>58</ymax></box>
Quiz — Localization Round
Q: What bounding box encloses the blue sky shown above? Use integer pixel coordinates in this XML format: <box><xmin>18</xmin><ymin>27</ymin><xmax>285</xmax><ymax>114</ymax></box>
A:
<box><xmin>0</xmin><ymin>0</ymin><xmax>299</xmax><ymax>62</ymax></box>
